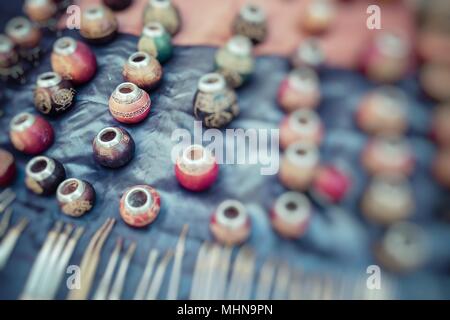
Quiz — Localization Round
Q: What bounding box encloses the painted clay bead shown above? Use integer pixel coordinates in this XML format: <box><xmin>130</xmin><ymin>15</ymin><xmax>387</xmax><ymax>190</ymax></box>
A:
<box><xmin>138</xmin><ymin>22</ymin><xmax>173</xmax><ymax>63</ymax></box>
<box><xmin>51</xmin><ymin>36</ymin><xmax>97</xmax><ymax>85</ymax></box>
<box><xmin>103</xmin><ymin>0</ymin><xmax>132</xmax><ymax>11</ymax></box>
<box><xmin>301</xmin><ymin>0</ymin><xmax>336</xmax><ymax>34</ymax></box>
<box><xmin>119</xmin><ymin>185</ymin><xmax>161</xmax><ymax>227</ymax></box>
<box><xmin>362</xmin><ymin>175</ymin><xmax>414</xmax><ymax>225</ymax></box>
<box><xmin>122</xmin><ymin>51</ymin><xmax>163</xmax><ymax>91</ymax></box>
<box><xmin>92</xmin><ymin>127</ymin><xmax>135</xmax><ymax>168</ymax></box>
<box><xmin>277</xmin><ymin>67</ymin><xmax>321</xmax><ymax>112</ymax></box>
<box><xmin>375</xmin><ymin>222</ymin><xmax>426</xmax><ymax>273</ymax></box>
<box><xmin>290</xmin><ymin>37</ymin><xmax>325</xmax><ymax>70</ymax></box>
<box><xmin>420</xmin><ymin>63</ymin><xmax>450</xmax><ymax>102</ymax></box>
<box><xmin>109</xmin><ymin>82</ymin><xmax>151</xmax><ymax>124</ymax></box>
<box><xmin>80</xmin><ymin>5</ymin><xmax>118</xmax><ymax>44</ymax></box>
<box><xmin>23</xmin><ymin>0</ymin><xmax>57</xmax><ymax>23</ymax></box>
<box><xmin>271</xmin><ymin>192</ymin><xmax>311</xmax><ymax>239</ymax></box>
<box><xmin>280</xmin><ymin>109</ymin><xmax>323</xmax><ymax>149</ymax></box>
<box><xmin>0</xmin><ymin>34</ymin><xmax>20</xmax><ymax>78</ymax></box>
<box><xmin>56</xmin><ymin>178</ymin><xmax>96</xmax><ymax>217</ymax></box>
<box><xmin>433</xmin><ymin>148</ymin><xmax>450</xmax><ymax>189</ymax></box>
<box><xmin>210</xmin><ymin>199</ymin><xmax>250</xmax><ymax>245</ymax></box>
<box><xmin>362</xmin><ymin>136</ymin><xmax>415</xmax><ymax>176</ymax></box>
<box><xmin>0</xmin><ymin>149</ymin><xmax>16</xmax><ymax>187</ymax></box>
<box><xmin>311</xmin><ymin>164</ymin><xmax>352</xmax><ymax>204</ymax></box>
<box><xmin>215</xmin><ymin>35</ymin><xmax>254</xmax><ymax>89</ymax></box>
<box><xmin>25</xmin><ymin>156</ymin><xmax>66</xmax><ymax>196</ymax></box>
<box><xmin>232</xmin><ymin>4</ymin><xmax>267</xmax><ymax>44</ymax></box>
<box><xmin>5</xmin><ymin>17</ymin><xmax>42</xmax><ymax>49</ymax></box>
<box><xmin>34</xmin><ymin>71</ymin><xmax>75</xmax><ymax>116</ymax></box>
<box><xmin>360</xmin><ymin>32</ymin><xmax>410</xmax><ymax>83</ymax></box>
<box><xmin>9</xmin><ymin>112</ymin><xmax>54</xmax><ymax>155</ymax></box>
<box><xmin>193</xmin><ymin>73</ymin><xmax>239</xmax><ymax>128</ymax></box>
<box><xmin>175</xmin><ymin>144</ymin><xmax>219</xmax><ymax>191</ymax></box>
<box><xmin>279</xmin><ymin>142</ymin><xmax>319</xmax><ymax>191</ymax></box>
<box><xmin>356</xmin><ymin>86</ymin><xmax>408</xmax><ymax>136</ymax></box>
<box><xmin>143</xmin><ymin>0</ymin><xmax>181</xmax><ymax>36</ymax></box>
<box><xmin>431</xmin><ymin>103</ymin><xmax>450</xmax><ymax>147</ymax></box>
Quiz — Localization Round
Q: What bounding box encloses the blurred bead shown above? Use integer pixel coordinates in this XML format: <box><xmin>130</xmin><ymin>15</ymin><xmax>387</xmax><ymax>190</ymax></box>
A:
<box><xmin>375</xmin><ymin>222</ymin><xmax>426</xmax><ymax>273</ymax></box>
<box><xmin>290</xmin><ymin>37</ymin><xmax>325</xmax><ymax>70</ymax></box>
<box><xmin>25</xmin><ymin>156</ymin><xmax>66</xmax><ymax>195</ymax></box>
<box><xmin>103</xmin><ymin>0</ymin><xmax>132</xmax><ymax>11</ymax></box>
<box><xmin>0</xmin><ymin>149</ymin><xmax>16</xmax><ymax>187</ymax></box>
<box><xmin>362</xmin><ymin>136</ymin><xmax>415</xmax><ymax>176</ymax></box>
<box><xmin>80</xmin><ymin>5</ymin><xmax>118</xmax><ymax>44</ymax></box>
<box><xmin>433</xmin><ymin>148</ymin><xmax>450</xmax><ymax>189</ymax></box>
<box><xmin>175</xmin><ymin>144</ymin><xmax>219</xmax><ymax>191</ymax></box>
<box><xmin>360</xmin><ymin>32</ymin><xmax>410</xmax><ymax>83</ymax></box>
<box><xmin>57</xmin><ymin>178</ymin><xmax>95</xmax><ymax>217</ymax></box>
<box><xmin>215</xmin><ymin>35</ymin><xmax>254</xmax><ymax>88</ymax></box>
<box><xmin>193</xmin><ymin>73</ymin><xmax>239</xmax><ymax>128</ymax></box>
<box><xmin>51</xmin><ymin>37</ymin><xmax>97</xmax><ymax>85</ymax></box>
<box><xmin>138</xmin><ymin>22</ymin><xmax>173</xmax><ymax>63</ymax></box>
<box><xmin>0</xmin><ymin>34</ymin><xmax>20</xmax><ymax>78</ymax></box>
<box><xmin>311</xmin><ymin>164</ymin><xmax>352</xmax><ymax>204</ymax></box>
<box><xmin>24</xmin><ymin>0</ymin><xmax>57</xmax><ymax>23</ymax></box>
<box><xmin>93</xmin><ymin>126</ymin><xmax>135</xmax><ymax>168</ymax></box>
<box><xmin>9</xmin><ymin>112</ymin><xmax>54</xmax><ymax>155</ymax></box>
<box><xmin>362</xmin><ymin>175</ymin><xmax>413</xmax><ymax>225</ymax></box>
<box><xmin>109</xmin><ymin>82</ymin><xmax>151</xmax><ymax>124</ymax></box>
<box><xmin>420</xmin><ymin>63</ymin><xmax>450</xmax><ymax>102</ymax></box>
<box><xmin>279</xmin><ymin>142</ymin><xmax>319</xmax><ymax>191</ymax></box>
<box><xmin>120</xmin><ymin>185</ymin><xmax>161</xmax><ymax>227</ymax></box>
<box><xmin>277</xmin><ymin>67</ymin><xmax>320</xmax><ymax>112</ymax></box>
<box><xmin>232</xmin><ymin>4</ymin><xmax>267</xmax><ymax>44</ymax></box>
<box><xmin>431</xmin><ymin>103</ymin><xmax>450</xmax><ymax>147</ymax></box>
<box><xmin>271</xmin><ymin>192</ymin><xmax>311</xmax><ymax>239</ymax></box>
<box><xmin>301</xmin><ymin>0</ymin><xmax>336</xmax><ymax>34</ymax></box>
<box><xmin>280</xmin><ymin>109</ymin><xmax>323</xmax><ymax>149</ymax></box>
<box><xmin>143</xmin><ymin>0</ymin><xmax>181</xmax><ymax>36</ymax></box>
<box><xmin>356</xmin><ymin>86</ymin><xmax>408</xmax><ymax>136</ymax></box>
<box><xmin>210</xmin><ymin>199</ymin><xmax>250</xmax><ymax>245</ymax></box>
<box><xmin>123</xmin><ymin>51</ymin><xmax>162</xmax><ymax>91</ymax></box>
<box><xmin>34</xmin><ymin>71</ymin><xmax>75</xmax><ymax>116</ymax></box>
<box><xmin>5</xmin><ymin>17</ymin><xmax>42</xmax><ymax>50</ymax></box>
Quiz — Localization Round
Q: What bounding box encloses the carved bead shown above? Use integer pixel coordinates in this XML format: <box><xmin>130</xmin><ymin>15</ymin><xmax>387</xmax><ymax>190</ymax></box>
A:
<box><xmin>93</xmin><ymin>127</ymin><xmax>135</xmax><ymax>168</ymax></box>
<box><xmin>301</xmin><ymin>0</ymin><xmax>336</xmax><ymax>34</ymax></box>
<box><xmin>23</xmin><ymin>0</ymin><xmax>57</xmax><ymax>23</ymax></box>
<box><xmin>311</xmin><ymin>164</ymin><xmax>352</xmax><ymax>204</ymax></box>
<box><xmin>109</xmin><ymin>82</ymin><xmax>151</xmax><ymax>124</ymax></box>
<box><xmin>123</xmin><ymin>51</ymin><xmax>163</xmax><ymax>91</ymax></box>
<box><xmin>175</xmin><ymin>144</ymin><xmax>219</xmax><ymax>191</ymax></box>
<box><xmin>271</xmin><ymin>192</ymin><xmax>311</xmax><ymax>239</ymax></box>
<box><xmin>0</xmin><ymin>149</ymin><xmax>16</xmax><ymax>187</ymax></box>
<box><xmin>210</xmin><ymin>199</ymin><xmax>250</xmax><ymax>245</ymax></box>
<box><xmin>34</xmin><ymin>71</ymin><xmax>75</xmax><ymax>116</ymax></box>
<box><xmin>232</xmin><ymin>4</ymin><xmax>267</xmax><ymax>44</ymax></box>
<box><xmin>80</xmin><ymin>5</ymin><xmax>118</xmax><ymax>44</ymax></box>
<box><xmin>290</xmin><ymin>37</ymin><xmax>325</xmax><ymax>70</ymax></box>
<box><xmin>277</xmin><ymin>67</ymin><xmax>321</xmax><ymax>112</ymax></box>
<box><xmin>51</xmin><ymin>37</ymin><xmax>97</xmax><ymax>85</ymax></box>
<box><xmin>9</xmin><ymin>112</ymin><xmax>54</xmax><ymax>155</ymax></box>
<box><xmin>143</xmin><ymin>0</ymin><xmax>181</xmax><ymax>36</ymax></box>
<box><xmin>25</xmin><ymin>156</ymin><xmax>66</xmax><ymax>195</ymax></box>
<box><xmin>193</xmin><ymin>73</ymin><xmax>239</xmax><ymax>128</ymax></box>
<box><xmin>138</xmin><ymin>22</ymin><xmax>173</xmax><ymax>63</ymax></box>
<box><xmin>120</xmin><ymin>185</ymin><xmax>161</xmax><ymax>227</ymax></box>
<box><xmin>57</xmin><ymin>178</ymin><xmax>96</xmax><ymax>217</ymax></box>
<box><xmin>280</xmin><ymin>109</ymin><xmax>323</xmax><ymax>149</ymax></box>
<box><xmin>5</xmin><ymin>17</ymin><xmax>42</xmax><ymax>49</ymax></box>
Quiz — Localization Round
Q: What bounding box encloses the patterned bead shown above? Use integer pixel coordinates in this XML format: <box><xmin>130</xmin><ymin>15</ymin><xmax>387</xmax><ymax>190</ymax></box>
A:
<box><xmin>34</xmin><ymin>72</ymin><xmax>75</xmax><ymax>116</ymax></box>
<box><xmin>143</xmin><ymin>0</ymin><xmax>181</xmax><ymax>36</ymax></box>
<box><xmin>109</xmin><ymin>82</ymin><xmax>151</xmax><ymax>124</ymax></box>
<box><xmin>57</xmin><ymin>178</ymin><xmax>96</xmax><ymax>217</ymax></box>
<box><xmin>93</xmin><ymin>127</ymin><xmax>135</xmax><ymax>168</ymax></box>
<box><xmin>280</xmin><ymin>109</ymin><xmax>323</xmax><ymax>150</ymax></box>
<box><xmin>232</xmin><ymin>4</ymin><xmax>267</xmax><ymax>44</ymax></box>
<box><xmin>120</xmin><ymin>185</ymin><xmax>161</xmax><ymax>227</ymax></box>
<box><xmin>25</xmin><ymin>156</ymin><xmax>66</xmax><ymax>195</ymax></box>
<box><xmin>210</xmin><ymin>199</ymin><xmax>250</xmax><ymax>245</ymax></box>
<box><xmin>123</xmin><ymin>51</ymin><xmax>163</xmax><ymax>91</ymax></box>
<box><xmin>138</xmin><ymin>22</ymin><xmax>173</xmax><ymax>64</ymax></box>
<box><xmin>0</xmin><ymin>149</ymin><xmax>16</xmax><ymax>187</ymax></box>
<box><xmin>193</xmin><ymin>73</ymin><xmax>239</xmax><ymax>128</ymax></box>
<box><xmin>80</xmin><ymin>5</ymin><xmax>118</xmax><ymax>44</ymax></box>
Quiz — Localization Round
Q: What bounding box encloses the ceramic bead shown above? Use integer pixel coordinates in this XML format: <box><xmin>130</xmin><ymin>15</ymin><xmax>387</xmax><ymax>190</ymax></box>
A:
<box><xmin>5</xmin><ymin>17</ymin><xmax>42</xmax><ymax>50</ymax></box>
<box><xmin>138</xmin><ymin>22</ymin><xmax>173</xmax><ymax>63</ymax></box>
<box><xmin>311</xmin><ymin>164</ymin><xmax>352</xmax><ymax>204</ymax></box>
<box><xmin>80</xmin><ymin>5</ymin><xmax>118</xmax><ymax>44</ymax></box>
<box><xmin>93</xmin><ymin>127</ymin><xmax>135</xmax><ymax>168</ymax></box>
<box><xmin>232</xmin><ymin>4</ymin><xmax>267</xmax><ymax>44</ymax></box>
<box><xmin>23</xmin><ymin>0</ymin><xmax>57</xmax><ymax>23</ymax></box>
<box><xmin>123</xmin><ymin>51</ymin><xmax>163</xmax><ymax>91</ymax></box>
<box><xmin>109</xmin><ymin>82</ymin><xmax>151</xmax><ymax>124</ymax></box>
<box><xmin>25</xmin><ymin>156</ymin><xmax>66</xmax><ymax>195</ymax></box>
<box><xmin>0</xmin><ymin>149</ymin><xmax>16</xmax><ymax>187</ymax></box>
<box><xmin>301</xmin><ymin>0</ymin><xmax>336</xmax><ymax>34</ymax></box>
<box><xmin>57</xmin><ymin>178</ymin><xmax>96</xmax><ymax>217</ymax></box>
<box><xmin>119</xmin><ymin>185</ymin><xmax>161</xmax><ymax>227</ymax></box>
<box><xmin>290</xmin><ymin>37</ymin><xmax>325</xmax><ymax>70</ymax></box>
<box><xmin>210</xmin><ymin>199</ymin><xmax>250</xmax><ymax>245</ymax></box>
<box><xmin>143</xmin><ymin>0</ymin><xmax>181</xmax><ymax>36</ymax></box>
<box><xmin>280</xmin><ymin>109</ymin><xmax>323</xmax><ymax>149</ymax></box>
<box><xmin>193</xmin><ymin>73</ymin><xmax>239</xmax><ymax>128</ymax></box>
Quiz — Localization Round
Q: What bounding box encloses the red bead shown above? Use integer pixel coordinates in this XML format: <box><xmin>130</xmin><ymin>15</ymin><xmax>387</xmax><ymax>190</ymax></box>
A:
<box><xmin>175</xmin><ymin>145</ymin><xmax>219</xmax><ymax>191</ymax></box>
<box><xmin>210</xmin><ymin>199</ymin><xmax>250</xmax><ymax>245</ymax></box>
<box><xmin>120</xmin><ymin>185</ymin><xmax>161</xmax><ymax>227</ymax></box>
<box><xmin>311</xmin><ymin>165</ymin><xmax>352</xmax><ymax>204</ymax></box>
<box><xmin>280</xmin><ymin>109</ymin><xmax>323</xmax><ymax>149</ymax></box>
<box><xmin>9</xmin><ymin>112</ymin><xmax>54</xmax><ymax>155</ymax></box>
<box><xmin>57</xmin><ymin>178</ymin><xmax>96</xmax><ymax>217</ymax></box>
<box><xmin>51</xmin><ymin>37</ymin><xmax>97</xmax><ymax>85</ymax></box>
<box><xmin>109</xmin><ymin>82</ymin><xmax>151</xmax><ymax>124</ymax></box>
<box><xmin>277</xmin><ymin>67</ymin><xmax>320</xmax><ymax>113</ymax></box>
<box><xmin>271</xmin><ymin>192</ymin><xmax>311</xmax><ymax>239</ymax></box>
<box><xmin>0</xmin><ymin>149</ymin><xmax>16</xmax><ymax>187</ymax></box>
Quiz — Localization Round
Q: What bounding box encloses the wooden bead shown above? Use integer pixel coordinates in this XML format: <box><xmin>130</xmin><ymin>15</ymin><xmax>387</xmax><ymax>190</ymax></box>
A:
<box><xmin>109</xmin><ymin>82</ymin><xmax>151</xmax><ymax>124</ymax></box>
<box><xmin>57</xmin><ymin>178</ymin><xmax>96</xmax><ymax>217</ymax></box>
